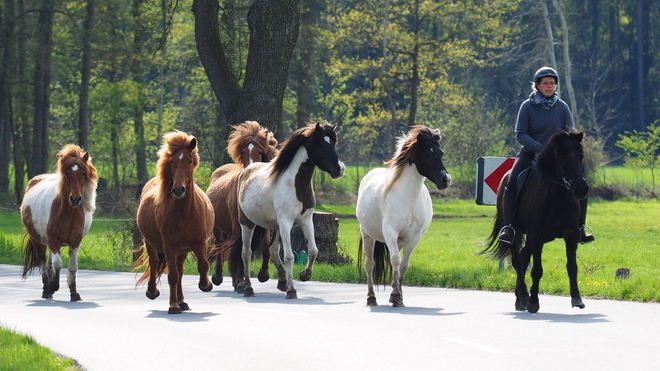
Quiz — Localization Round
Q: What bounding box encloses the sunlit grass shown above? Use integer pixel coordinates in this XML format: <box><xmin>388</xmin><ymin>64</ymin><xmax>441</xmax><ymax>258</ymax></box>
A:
<box><xmin>0</xmin><ymin>325</ymin><xmax>77</xmax><ymax>370</ymax></box>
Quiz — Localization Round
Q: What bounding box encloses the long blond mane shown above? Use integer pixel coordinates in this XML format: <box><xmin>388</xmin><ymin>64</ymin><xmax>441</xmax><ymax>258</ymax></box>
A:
<box><xmin>226</xmin><ymin>121</ymin><xmax>278</xmax><ymax>167</ymax></box>
<box><xmin>156</xmin><ymin>130</ymin><xmax>200</xmax><ymax>199</ymax></box>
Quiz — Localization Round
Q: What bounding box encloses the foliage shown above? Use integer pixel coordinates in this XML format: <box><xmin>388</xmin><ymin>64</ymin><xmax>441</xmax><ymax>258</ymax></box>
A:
<box><xmin>615</xmin><ymin>121</ymin><xmax>660</xmax><ymax>194</ymax></box>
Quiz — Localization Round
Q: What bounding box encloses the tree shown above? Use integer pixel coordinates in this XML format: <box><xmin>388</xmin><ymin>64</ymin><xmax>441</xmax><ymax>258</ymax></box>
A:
<box><xmin>192</xmin><ymin>0</ymin><xmax>301</xmax><ymax>138</ymax></box>
<box><xmin>77</xmin><ymin>0</ymin><xmax>94</xmax><ymax>151</ymax></box>
<box><xmin>616</xmin><ymin>121</ymin><xmax>660</xmax><ymax>194</ymax></box>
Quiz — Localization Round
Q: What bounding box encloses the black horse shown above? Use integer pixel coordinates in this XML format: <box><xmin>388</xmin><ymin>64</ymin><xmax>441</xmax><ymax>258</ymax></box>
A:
<box><xmin>483</xmin><ymin>131</ymin><xmax>590</xmax><ymax>313</ymax></box>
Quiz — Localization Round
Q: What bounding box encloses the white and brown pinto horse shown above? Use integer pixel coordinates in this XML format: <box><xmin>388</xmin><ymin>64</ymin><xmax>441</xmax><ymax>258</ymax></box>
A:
<box><xmin>357</xmin><ymin>125</ymin><xmax>451</xmax><ymax>307</ymax></box>
<box><xmin>206</xmin><ymin>121</ymin><xmax>278</xmax><ymax>289</ymax></box>
<box><xmin>21</xmin><ymin>144</ymin><xmax>98</xmax><ymax>301</ymax></box>
<box><xmin>134</xmin><ymin>130</ymin><xmax>215</xmax><ymax>314</ymax></box>
<box><xmin>227</xmin><ymin>121</ymin><xmax>345</xmax><ymax>299</ymax></box>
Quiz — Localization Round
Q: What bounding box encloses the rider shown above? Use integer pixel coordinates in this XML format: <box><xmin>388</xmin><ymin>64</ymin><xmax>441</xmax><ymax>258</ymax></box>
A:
<box><xmin>498</xmin><ymin>66</ymin><xmax>595</xmax><ymax>245</ymax></box>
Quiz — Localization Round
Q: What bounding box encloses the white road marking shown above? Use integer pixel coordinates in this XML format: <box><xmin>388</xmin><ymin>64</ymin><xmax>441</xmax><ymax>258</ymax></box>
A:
<box><xmin>442</xmin><ymin>337</ymin><xmax>506</xmax><ymax>354</ymax></box>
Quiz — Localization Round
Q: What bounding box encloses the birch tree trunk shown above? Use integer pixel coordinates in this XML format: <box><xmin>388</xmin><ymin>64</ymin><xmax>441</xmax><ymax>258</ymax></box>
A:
<box><xmin>552</xmin><ymin>0</ymin><xmax>578</xmax><ymax>122</ymax></box>
<box><xmin>540</xmin><ymin>0</ymin><xmax>559</xmax><ymax>96</ymax></box>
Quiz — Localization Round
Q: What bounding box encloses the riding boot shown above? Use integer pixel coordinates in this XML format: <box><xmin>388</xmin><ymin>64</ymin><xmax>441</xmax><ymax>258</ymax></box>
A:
<box><xmin>498</xmin><ymin>189</ymin><xmax>517</xmax><ymax>244</ymax></box>
<box><xmin>579</xmin><ymin>198</ymin><xmax>595</xmax><ymax>244</ymax></box>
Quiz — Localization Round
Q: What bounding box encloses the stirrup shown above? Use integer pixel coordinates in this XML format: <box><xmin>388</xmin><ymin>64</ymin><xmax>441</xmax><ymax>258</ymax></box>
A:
<box><xmin>580</xmin><ymin>225</ymin><xmax>595</xmax><ymax>244</ymax></box>
<box><xmin>498</xmin><ymin>224</ymin><xmax>515</xmax><ymax>245</ymax></box>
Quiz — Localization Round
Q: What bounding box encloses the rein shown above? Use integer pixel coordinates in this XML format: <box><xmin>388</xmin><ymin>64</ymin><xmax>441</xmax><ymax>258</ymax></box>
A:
<box><xmin>546</xmin><ymin>162</ymin><xmax>585</xmax><ymax>190</ymax></box>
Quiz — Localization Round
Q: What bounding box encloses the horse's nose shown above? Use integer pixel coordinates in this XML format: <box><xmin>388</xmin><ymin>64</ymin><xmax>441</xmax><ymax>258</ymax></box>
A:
<box><xmin>331</xmin><ymin>161</ymin><xmax>346</xmax><ymax>179</ymax></box>
<box><xmin>69</xmin><ymin>195</ymin><xmax>82</xmax><ymax>206</ymax></box>
<box><xmin>172</xmin><ymin>186</ymin><xmax>186</xmax><ymax>198</ymax></box>
<box><xmin>573</xmin><ymin>179</ymin><xmax>589</xmax><ymax>200</ymax></box>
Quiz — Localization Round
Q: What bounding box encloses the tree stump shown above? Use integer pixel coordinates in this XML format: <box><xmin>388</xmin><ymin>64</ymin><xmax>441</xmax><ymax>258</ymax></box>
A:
<box><xmin>290</xmin><ymin>212</ymin><xmax>349</xmax><ymax>264</ymax></box>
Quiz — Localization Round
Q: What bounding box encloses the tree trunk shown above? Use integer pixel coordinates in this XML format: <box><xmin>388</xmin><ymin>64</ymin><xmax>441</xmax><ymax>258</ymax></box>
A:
<box><xmin>78</xmin><ymin>0</ymin><xmax>94</xmax><ymax>151</ymax></box>
<box><xmin>294</xmin><ymin>0</ymin><xmax>314</xmax><ymax>129</ymax></box>
<box><xmin>0</xmin><ymin>0</ymin><xmax>14</xmax><ymax>193</ymax></box>
<box><xmin>31</xmin><ymin>0</ymin><xmax>54</xmax><ymax>177</ymax></box>
<box><xmin>635</xmin><ymin>0</ymin><xmax>646</xmax><ymax>131</ymax></box>
<box><xmin>540</xmin><ymin>0</ymin><xmax>559</xmax><ymax>95</ymax></box>
<box><xmin>132</xmin><ymin>0</ymin><xmax>148</xmax><ymax>182</ymax></box>
<box><xmin>552</xmin><ymin>0</ymin><xmax>577</xmax><ymax>122</ymax></box>
<box><xmin>193</xmin><ymin>0</ymin><xmax>301</xmax><ymax>136</ymax></box>
<box><xmin>14</xmin><ymin>0</ymin><xmax>30</xmax><ymax>203</ymax></box>
<box><xmin>290</xmin><ymin>212</ymin><xmax>348</xmax><ymax>264</ymax></box>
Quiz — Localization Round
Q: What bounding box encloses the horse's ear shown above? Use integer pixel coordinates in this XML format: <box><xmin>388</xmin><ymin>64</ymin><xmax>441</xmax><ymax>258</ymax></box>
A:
<box><xmin>83</xmin><ymin>151</ymin><xmax>90</xmax><ymax>163</ymax></box>
<box><xmin>331</xmin><ymin>123</ymin><xmax>338</xmax><ymax>131</ymax></box>
<box><xmin>188</xmin><ymin>137</ymin><xmax>198</xmax><ymax>151</ymax></box>
<box><xmin>575</xmin><ymin>131</ymin><xmax>584</xmax><ymax>142</ymax></box>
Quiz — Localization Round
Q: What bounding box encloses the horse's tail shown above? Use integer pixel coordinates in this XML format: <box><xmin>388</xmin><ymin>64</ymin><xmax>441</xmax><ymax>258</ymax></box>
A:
<box><xmin>357</xmin><ymin>238</ymin><xmax>392</xmax><ymax>286</ymax></box>
<box><xmin>373</xmin><ymin>241</ymin><xmax>392</xmax><ymax>286</ymax></box>
<box><xmin>21</xmin><ymin>234</ymin><xmax>46</xmax><ymax>279</ymax></box>
<box><xmin>133</xmin><ymin>244</ymin><xmax>166</xmax><ymax>287</ymax></box>
<box><xmin>215</xmin><ymin>226</ymin><xmax>267</xmax><ymax>281</ymax></box>
<box><xmin>481</xmin><ymin>174</ymin><xmax>513</xmax><ymax>260</ymax></box>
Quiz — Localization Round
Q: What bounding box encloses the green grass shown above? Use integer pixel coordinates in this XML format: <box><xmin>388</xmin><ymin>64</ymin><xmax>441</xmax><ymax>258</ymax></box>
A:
<box><xmin>0</xmin><ymin>325</ymin><xmax>78</xmax><ymax>370</ymax></box>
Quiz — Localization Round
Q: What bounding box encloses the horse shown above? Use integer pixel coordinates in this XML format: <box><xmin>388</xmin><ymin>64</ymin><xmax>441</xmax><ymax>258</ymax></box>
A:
<box><xmin>20</xmin><ymin>144</ymin><xmax>98</xmax><ymax>301</ymax></box>
<box><xmin>356</xmin><ymin>125</ymin><xmax>451</xmax><ymax>307</ymax></box>
<box><xmin>482</xmin><ymin>131</ymin><xmax>589</xmax><ymax>313</ymax></box>
<box><xmin>134</xmin><ymin>130</ymin><xmax>215</xmax><ymax>314</ymax></box>
<box><xmin>206</xmin><ymin>121</ymin><xmax>278</xmax><ymax>289</ymax></box>
<box><xmin>222</xmin><ymin>121</ymin><xmax>345</xmax><ymax>299</ymax></box>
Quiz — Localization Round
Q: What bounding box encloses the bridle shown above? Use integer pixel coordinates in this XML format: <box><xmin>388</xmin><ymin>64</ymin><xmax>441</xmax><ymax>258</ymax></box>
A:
<box><xmin>547</xmin><ymin>161</ymin><xmax>585</xmax><ymax>190</ymax></box>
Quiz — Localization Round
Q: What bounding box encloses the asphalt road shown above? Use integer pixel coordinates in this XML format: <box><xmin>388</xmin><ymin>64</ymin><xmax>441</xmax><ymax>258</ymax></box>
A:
<box><xmin>1</xmin><ymin>264</ymin><xmax>658</xmax><ymax>371</ymax></box>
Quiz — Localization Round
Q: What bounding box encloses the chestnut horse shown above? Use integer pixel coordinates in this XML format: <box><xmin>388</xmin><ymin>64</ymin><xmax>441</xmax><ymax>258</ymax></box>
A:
<box><xmin>21</xmin><ymin>144</ymin><xmax>98</xmax><ymax>301</ymax></box>
<box><xmin>206</xmin><ymin>121</ymin><xmax>278</xmax><ymax>290</ymax></box>
<box><xmin>356</xmin><ymin>126</ymin><xmax>451</xmax><ymax>307</ymax></box>
<box><xmin>222</xmin><ymin>121</ymin><xmax>345</xmax><ymax>299</ymax></box>
<box><xmin>134</xmin><ymin>130</ymin><xmax>214</xmax><ymax>314</ymax></box>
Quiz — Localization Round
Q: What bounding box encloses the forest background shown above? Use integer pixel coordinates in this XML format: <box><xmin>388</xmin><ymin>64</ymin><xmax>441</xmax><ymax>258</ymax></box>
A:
<box><xmin>0</xmin><ymin>0</ymin><xmax>659</xmax><ymax>209</ymax></box>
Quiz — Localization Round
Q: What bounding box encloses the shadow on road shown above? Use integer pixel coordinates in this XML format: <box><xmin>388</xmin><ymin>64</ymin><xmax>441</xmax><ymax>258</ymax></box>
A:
<box><xmin>145</xmin><ymin>310</ymin><xmax>220</xmax><ymax>322</ymax></box>
<box><xmin>26</xmin><ymin>299</ymin><xmax>101</xmax><ymax>310</ymax></box>
<box><xmin>508</xmin><ymin>311</ymin><xmax>609</xmax><ymax>323</ymax></box>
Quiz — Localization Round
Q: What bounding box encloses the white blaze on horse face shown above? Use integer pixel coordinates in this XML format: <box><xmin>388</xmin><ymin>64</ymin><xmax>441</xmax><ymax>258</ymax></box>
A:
<box><xmin>324</xmin><ymin>136</ymin><xmax>331</xmax><ymax>144</ymax></box>
<box><xmin>248</xmin><ymin>143</ymin><xmax>255</xmax><ymax>164</ymax></box>
<box><xmin>71</xmin><ymin>164</ymin><xmax>79</xmax><ymax>171</ymax></box>
<box><xmin>178</xmin><ymin>153</ymin><xmax>184</xmax><ymax>160</ymax></box>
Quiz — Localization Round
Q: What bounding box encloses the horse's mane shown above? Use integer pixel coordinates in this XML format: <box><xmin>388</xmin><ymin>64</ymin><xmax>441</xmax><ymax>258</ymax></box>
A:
<box><xmin>270</xmin><ymin>121</ymin><xmax>337</xmax><ymax>179</ymax></box>
<box><xmin>383</xmin><ymin>125</ymin><xmax>441</xmax><ymax>194</ymax></box>
<box><xmin>226</xmin><ymin>121</ymin><xmax>278</xmax><ymax>166</ymax></box>
<box><xmin>156</xmin><ymin>130</ymin><xmax>200</xmax><ymax>196</ymax></box>
<box><xmin>56</xmin><ymin>144</ymin><xmax>98</xmax><ymax>214</ymax></box>
<box><xmin>534</xmin><ymin>131</ymin><xmax>583</xmax><ymax>176</ymax></box>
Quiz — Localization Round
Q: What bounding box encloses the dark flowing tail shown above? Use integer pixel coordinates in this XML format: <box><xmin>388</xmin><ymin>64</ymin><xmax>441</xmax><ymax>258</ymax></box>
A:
<box><xmin>22</xmin><ymin>234</ymin><xmax>46</xmax><ymax>279</ymax></box>
<box><xmin>357</xmin><ymin>238</ymin><xmax>391</xmax><ymax>286</ymax></box>
<box><xmin>133</xmin><ymin>244</ymin><xmax>166</xmax><ymax>287</ymax></box>
<box><xmin>219</xmin><ymin>226</ymin><xmax>267</xmax><ymax>282</ymax></box>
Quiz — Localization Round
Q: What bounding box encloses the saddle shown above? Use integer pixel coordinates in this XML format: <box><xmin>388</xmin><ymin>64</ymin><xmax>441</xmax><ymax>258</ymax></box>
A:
<box><xmin>515</xmin><ymin>168</ymin><xmax>532</xmax><ymax>200</ymax></box>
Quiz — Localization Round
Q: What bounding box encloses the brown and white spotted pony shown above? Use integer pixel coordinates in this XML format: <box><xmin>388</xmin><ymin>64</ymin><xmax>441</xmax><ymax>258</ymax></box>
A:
<box><xmin>206</xmin><ymin>121</ymin><xmax>278</xmax><ymax>290</ymax></box>
<box><xmin>356</xmin><ymin>125</ymin><xmax>451</xmax><ymax>307</ymax></box>
<box><xmin>21</xmin><ymin>144</ymin><xmax>98</xmax><ymax>301</ymax></box>
<box><xmin>134</xmin><ymin>130</ymin><xmax>215</xmax><ymax>314</ymax></box>
<box><xmin>222</xmin><ymin>121</ymin><xmax>345</xmax><ymax>299</ymax></box>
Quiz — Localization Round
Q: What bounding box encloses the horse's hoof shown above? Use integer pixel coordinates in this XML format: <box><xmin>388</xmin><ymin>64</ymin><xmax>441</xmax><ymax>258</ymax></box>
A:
<box><xmin>179</xmin><ymin>302</ymin><xmax>191</xmax><ymax>311</ymax></box>
<box><xmin>572</xmin><ymin>298</ymin><xmax>585</xmax><ymax>309</ymax></box>
<box><xmin>212</xmin><ymin>274</ymin><xmax>223</xmax><ymax>286</ymax></box>
<box><xmin>299</xmin><ymin>269</ymin><xmax>312</xmax><ymax>282</ymax></box>
<box><xmin>146</xmin><ymin>290</ymin><xmax>160</xmax><ymax>300</ymax></box>
<box><xmin>70</xmin><ymin>293</ymin><xmax>82</xmax><ymax>302</ymax></box>
<box><xmin>50</xmin><ymin>281</ymin><xmax>60</xmax><ymax>292</ymax></box>
<box><xmin>235</xmin><ymin>283</ymin><xmax>245</xmax><ymax>294</ymax></box>
<box><xmin>199</xmin><ymin>281</ymin><xmax>213</xmax><ymax>292</ymax></box>
<box><xmin>527</xmin><ymin>302</ymin><xmax>540</xmax><ymax>313</ymax></box>
<box><xmin>286</xmin><ymin>290</ymin><xmax>297</xmax><ymax>299</ymax></box>
<box><xmin>366</xmin><ymin>297</ymin><xmax>378</xmax><ymax>306</ymax></box>
<box><xmin>389</xmin><ymin>293</ymin><xmax>404</xmax><ymax>307</ymax></box>
<box><xmin>243</xmin><ymin>287</ymin><xmax>255</xmax><ymax>297</ymax></box>
<box><xmin>168</xmin><ymin>307</ymin><xmax>182</xmax><ymax>314</ymax></box>
<box><xmin>258</xmin><ymin>269</ymin><xmax>270</xmax><ymax>283</ymax></box>
<box><xmin>515</xmin><ymin>300</ymin><xmax>527</xmax><ymax>311</ymax></box>
<box><xmin>277</xmin><ymin>279</ymin><xmax>287</xmax><ymax>292</ymax></box>
<box><xmin>42</xmin><ymin>291</ymin><xmax>53</xmax><ymax>300</ymax></box>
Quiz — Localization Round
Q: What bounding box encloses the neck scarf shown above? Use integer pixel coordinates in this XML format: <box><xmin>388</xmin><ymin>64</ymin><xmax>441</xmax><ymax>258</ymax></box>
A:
<box><xmin>530</xmin><ymin>90</ymin><xmax>558</xmax><ymax>110</ymax></box>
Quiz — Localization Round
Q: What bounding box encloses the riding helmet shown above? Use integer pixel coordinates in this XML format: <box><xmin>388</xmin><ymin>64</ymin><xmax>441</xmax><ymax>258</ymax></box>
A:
<box><xmin>534</xmin><ymin>67</ymin><xmax>559</xmax><ymax>83</ymax></box>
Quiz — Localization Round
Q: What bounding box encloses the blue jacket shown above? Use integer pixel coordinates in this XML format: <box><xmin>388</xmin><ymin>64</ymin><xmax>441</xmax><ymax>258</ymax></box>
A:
<box><xmin>515</xmin><ymin>98</ymin><xmax>575</xmax><ymax>154</ymax></box>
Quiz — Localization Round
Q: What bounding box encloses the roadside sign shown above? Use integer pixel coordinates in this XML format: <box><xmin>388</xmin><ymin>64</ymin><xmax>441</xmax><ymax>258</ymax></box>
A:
<box><xmin>475</xmin><ymin>157</ymin><xmax>514</xmax><ymax>205</ymax></box>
